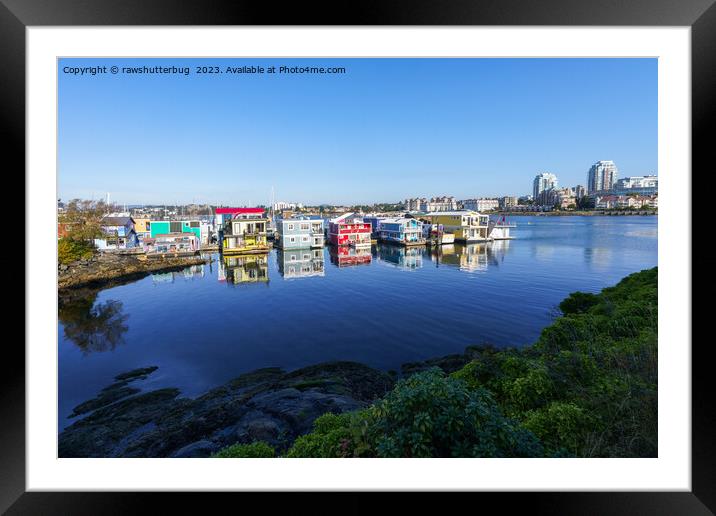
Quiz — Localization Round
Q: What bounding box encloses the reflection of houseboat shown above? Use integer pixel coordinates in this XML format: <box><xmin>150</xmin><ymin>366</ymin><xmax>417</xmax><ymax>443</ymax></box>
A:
<box><xmin>276</xmin><ymin>217</ymin><xmax>325</xmax><ymax>249</ymax></box>
<box><xmin>221</xmin><ymin>254</ymin><xmax>269</xmax><ymax>284</ymax></box>
<box><xmin>277</xmin><ymin>249</ymin><xmax>325</xmax><ymax>279</ymax></box>
<box><xmin>421</xmin><ymin>211</ymin><xmax>490</xmax><ymax>242</ymax></box>
<box><xmin>222</xmin><ymin>209</ymin><xmax>270</xmax><ymax>255</ymax></box>
<box><xmin>328</xmin><ymin>213</ymin><xmax>372</xmax><ymax>248</ymax></box>
<box><xmin>432</xmin><ymin>243</ymin><xmax>488</xmax><ymax>271</ymax></box>
<box><xmin>422</xmin><ymin>223</ymin><xmax>455</xmax><ymax>246</ymax></box>
<box><xmin>487</xmin><ymin>215</ymin><xmax>517</xmax><ymax>240</ymax></box>
<box><xmin>144</xmin><ymin>233</ymin><xmax>200</xmax><ymax>255</ymax></box>
<box><xmin>329</xmin><ymin>245</ymin><xmax>372</xmax><ymax>267</ymax></box>
<box><xmin>377</xmin><ymin>244</ymin><xmax>424</xmax><ymax>269</ymax></box>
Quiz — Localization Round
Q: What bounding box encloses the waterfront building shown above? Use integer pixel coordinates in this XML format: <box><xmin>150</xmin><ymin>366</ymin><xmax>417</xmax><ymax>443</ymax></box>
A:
<box><xmin>133</xmin><ymin>218</ymin><xmax>151</xmax><ymax>241</ymax></box>
<box><xmin>420</xmin><ymin>196</ymin><xmax>458</xmax><ymax>212</ymax></box>
<box><xmin>421</xmin><ymin>211</ymin><xmax>490</xmax><ymax>242</ymax></box>
<box><xmin>587</xmin><ymin>160</ymin><xmax>619</xmax><ymax>194</ymax></box>
<box><xmin>461</xmin><ymin>198</ymin><xmax>499</xmax><ymax>212</ymax></box>
<box><xmin>499</xmin><ymin>196</ymin><xmax>518</xmax><ymax>209</ymax></box>
<box><xmin>533</xmin><ymin>173</ymin><xmax>558</xmax><ymax>199</ymax></box>
<box><xmin>149</xmin><ymin>219</ymin><xmax>205</xmax><ymax>243</ymax></box>
<box><xmin>403</xmin><ymin>198</ymin><xmax>424</xmax><ymax>211</ymax></box>
<box><xmin>276</xmin><ymin>217</ymin><xmax>324</xmax><ymax>249</ymax></box>
<box><xmin>614</xmin><ymin>175</ymin><xmax>658</xmax><ymax>196</ymax></box>
<box><xmin>328</xmin><ymin>213</ymin><xmax>372</xmax><ymax>247</ymax></box>
<box><xmin>277</xmin><ymin>248</ymin><xmax>325</xmax><ymax>279</ymax></box>
<box><xmin>374</xmin><ymin>217</ymin><xmax>424</xmax><ymax>245</ymax></box>
<box><xmin>96</xmin><ymin>216</ymin><xmax>139</xmax><ymax>249</ymax></box>
<box><xmin>221</xmin><ymin>209</ymin><xmax>270</xmax><ymax>255</ymax></box>
<box><xmin>144</xmin><ymin>232</ymin><xmax>199</xmax><ymax>254</ymax></box>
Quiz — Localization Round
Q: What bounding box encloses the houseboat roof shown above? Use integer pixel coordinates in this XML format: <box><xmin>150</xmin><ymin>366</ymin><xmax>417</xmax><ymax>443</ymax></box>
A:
<box><xmin>422</xmin><ymin>211</ymin><xmax>481</xmax><ymax>217</ymax></box>
<box><xmin>377</xmin><ymin>217</ymin><xmax>420</xmax><ymax>224</ymax></box>
<box><xmin>215</xmin><ymin>207</ymin><xmax>265</xmax><ymax>215</ymax></box>
<box><xmin>101</xmin><ymin>216</ymin><xmax>134</xmax><ymax>226</ymax></box>
<box><xmin>330</xmin><ymin>212</ymin><xmax>365</xmax><ymax>223</ymax></box>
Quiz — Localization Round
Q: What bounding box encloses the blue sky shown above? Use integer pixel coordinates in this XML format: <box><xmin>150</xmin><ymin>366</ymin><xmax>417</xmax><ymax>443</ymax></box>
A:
<box><xmin>58</xmin><ymin>58</ymin><xmax>657</xmax><ymax>206</ymax></box>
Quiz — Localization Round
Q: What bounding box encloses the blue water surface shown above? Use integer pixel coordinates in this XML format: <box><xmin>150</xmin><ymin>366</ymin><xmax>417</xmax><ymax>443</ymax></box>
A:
<box><xmin>58</xmin><ymin>215</ymin><xmax>657</xmax><ymax>429</ymax></box>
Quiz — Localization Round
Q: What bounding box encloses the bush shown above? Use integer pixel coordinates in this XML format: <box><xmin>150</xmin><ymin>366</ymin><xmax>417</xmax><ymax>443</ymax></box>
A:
<box><xmin>286</xmin><ymin>413</ymin><xmax>355</xmax><ymax>458</ymax></box>
<box><xmin>212</xmin><ymin>441</ymin><xmax>275</xmax><ymax>458</ymax></box>
<box><xmin>58</xmin><ymin>238</ymin><xmax>95</xmax><ymax>265</ymax></box>
<box><xmin>366</xmin><ymin>369</ymin><xmax>544</xmax><ymax>458</ymax></box>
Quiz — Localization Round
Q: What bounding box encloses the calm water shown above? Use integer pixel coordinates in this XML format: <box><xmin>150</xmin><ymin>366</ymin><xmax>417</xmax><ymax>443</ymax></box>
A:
<box><xmin>58</xmin><ymin>216</ymin><xmax>657</xmax><ymax>430</ymax></box>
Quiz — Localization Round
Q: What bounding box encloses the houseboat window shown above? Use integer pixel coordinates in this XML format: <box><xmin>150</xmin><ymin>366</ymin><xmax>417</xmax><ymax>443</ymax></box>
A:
<box><xmin>290</xmin><ymin>237</ymin><xmax>296</xmax><ymax>242</ymax></box>
<box><xmin>300</xmin><ymin>223</ymin><xmax>309</xmax><ymax>230</ymax></box>
<box><xmin>190</xmin><ymin>221</ymin><xmax>200</xmax><ymax>228</ymax></box>
<box><xmin>288</xmin><ymin>224</ymin><xmax>294</xmax><ymax>230</ymax></box>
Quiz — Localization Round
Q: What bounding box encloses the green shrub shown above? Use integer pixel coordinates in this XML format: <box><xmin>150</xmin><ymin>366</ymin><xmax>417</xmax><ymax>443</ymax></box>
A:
<box><xmin>559</xmin><ymin>291</ymin><xmax>600</xmax><ymax>314</ymax></box>
<box><xmin>58</xmin><ymin>238</ymin><xmax>95</xmax><ymax>265</ymax></box>
<box><xmin>286</xmin><ymin>413</ymin><xmax>353</xmax><ymax>458</ymax></box>
<box><xmin>367</xmin><ymin>368</ymin><xmax>544</xmax><ymax>458</ymax></box>
<box><xmin>212</xmin><ymin>441</ymin><xmax>275</xmax><ymax>458</ymax></box>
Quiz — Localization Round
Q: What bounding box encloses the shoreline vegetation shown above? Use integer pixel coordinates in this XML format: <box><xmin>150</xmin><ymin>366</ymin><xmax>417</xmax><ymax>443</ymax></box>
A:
<box><xmin>58</xmin><ymin>267</ymin><xmax>657</xmax><ymax>458</ymax></box>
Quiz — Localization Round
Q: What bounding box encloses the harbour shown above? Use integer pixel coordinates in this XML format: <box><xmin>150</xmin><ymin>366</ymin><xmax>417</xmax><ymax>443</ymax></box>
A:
<box><xmin>58</xmin><ymin>215</ymin><xmax>657</xmax><ymax>431</ymax></box>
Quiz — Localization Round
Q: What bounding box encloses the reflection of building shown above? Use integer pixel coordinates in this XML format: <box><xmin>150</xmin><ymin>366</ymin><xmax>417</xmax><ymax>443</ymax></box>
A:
<box><xmin>421</xmin><ymin>211</ymin><xmax>490</xmax><ymax>242</ymax></box>
<box><xmin>276</xmin><ymin>217</ymin><xmax>324</xmax><ymax>249</ymax></box>
<box><xmin>221</xmin><ymin>254</ymin><xmax>269</xmax><ymax>284</ymax></box>
<box><xmin>377</xmin><ymin>244</ymin><xmax>424</xmax><ymax>269</ymax></box>
<box><xmin>458</xmin><ymin>243</ymin><xmax>489</xmax><ymax>272</ymax></box>
<box><xmin>329</xmin><ymin>245</ymin><xmax>372</xmax><ymax>267</ymax></box>
<box><xmin>278</xmin><ymin>249</ymin><xmax>325</xmax><ymax>279</ymax></box>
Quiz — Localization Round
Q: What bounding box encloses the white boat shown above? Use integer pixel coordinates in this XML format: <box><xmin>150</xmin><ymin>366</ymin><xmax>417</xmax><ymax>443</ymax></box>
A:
<box><xmin>488</xmin><ymin>215</ymin><xmax>516</xmax><ymax>240</ymax></box>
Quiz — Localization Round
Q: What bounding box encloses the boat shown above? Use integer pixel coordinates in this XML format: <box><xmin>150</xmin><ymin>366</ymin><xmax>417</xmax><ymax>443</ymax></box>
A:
<box><xmin>487</xmin><ymin>215</ymin><xmax>517</xmax><ymax>240</ymax></box>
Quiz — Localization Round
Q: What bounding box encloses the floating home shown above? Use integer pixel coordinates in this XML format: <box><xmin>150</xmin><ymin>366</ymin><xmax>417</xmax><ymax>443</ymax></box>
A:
<box><xmin>277</xmin><ymin>249</ymin><xmax>325</xmax><ymax>279</ymax></box>
<box><xmin>221</xmin><ymin>209</ymin><xmax>270</xmax><ymax>255</ymax></box>
<box><xmin>328</xmin><ymin>213</ymin><xmax>372</xmax><ymax>247</ymax></box>
<box><xmin>95</xmin><ymin>216</ymin><xmax>139</xmax><ymax>249</ymax></box>
<box><xmin>421</xmin><ymin>211</ymin><xmax>490</xmax><ymax>242</ymax></box>
<box><xmin>374</xmin><ymin>217</ymin><xmax>424</xmax><ymax>246</ymax></box>
<box><xmin>487</xmin><ymin>215</ymin><xmax>516</xmax><ymax>240</ymax></box>
<box><xmin>276</xmin><ymin>217</ymin><xmax>325</xmax><ymax>249</ymax></box>
<box><xmin>143</xmin><ymin>233</ymin><xmax>199</xmax><ymax>255</ymax></box>
<box><xmin>149</xmin><ymin>220</ymin><xmax>205</xmax><ymax>243</ymax></box>
<box><xmin>422</xmin><ymin>223</ymin><xmax>455</xmax><ymax>245</ymax></box>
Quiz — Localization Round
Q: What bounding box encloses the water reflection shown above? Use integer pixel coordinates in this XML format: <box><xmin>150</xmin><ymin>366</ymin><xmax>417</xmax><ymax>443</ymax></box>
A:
<box><xmin>432</xmin><ymin>243</ymin><xmax>489</xmax><ymax>272</ymax></box>
<box><xmin>59</xmin><ymin>296</ymin><xmax>129</xmax><ymax>354</ymax></box>
<box><xmin>218</xmin><ymin>254</ymin><xmax>269</xmax><ymax>285</ymax></box>
<box><xmin>376</xmin><ymin>244</ymin><xmax>424</xmax><ymax>269</ymax></box>
<box><xmin>277</xmin><ymin>249</ymin><xmax>325</xmax><ymax>279</ymax></box>
<box><xmin>151</xmin><ymin>265</ymin><xmax>205</xmax><ymax>284</ymax></box>
<box><xmin>329</xmin><ymin>246</ymin><xmax>372</xmax><ymax>267</ymax></box>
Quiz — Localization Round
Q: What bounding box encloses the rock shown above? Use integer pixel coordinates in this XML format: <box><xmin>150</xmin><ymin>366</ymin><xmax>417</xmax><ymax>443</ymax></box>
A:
<box><xmin>59</xmin><ymin>361</ymin><xmax>395</xmax><ymax>458</ymax></box>
<box><xmin>115</xmin><ymin>366</ymin><xmax>159</xmax><ymax>382</ymax></box>
<box><xmin>170</xmin><ymin>440</ymin><xmax>218</xmax><ymax>458</ymax></box>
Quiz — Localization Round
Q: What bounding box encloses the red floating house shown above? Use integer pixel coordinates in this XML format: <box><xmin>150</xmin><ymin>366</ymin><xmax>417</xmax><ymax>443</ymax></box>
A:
<box><xmin>328</xmin><ymin>213</ymin><xmax>372</xmax><ymax>247</ymax></box>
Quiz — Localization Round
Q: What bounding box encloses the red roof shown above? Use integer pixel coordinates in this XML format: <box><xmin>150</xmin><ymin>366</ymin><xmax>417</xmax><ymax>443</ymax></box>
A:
<box><xmin>215</xmin><ymin>207</ymin><xmax>264</xmax><ymax>215</ymax></box>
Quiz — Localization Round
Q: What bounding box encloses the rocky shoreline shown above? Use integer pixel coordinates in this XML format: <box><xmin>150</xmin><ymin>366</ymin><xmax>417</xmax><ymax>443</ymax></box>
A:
<box><xmin>59</xmin><ymin>361</ymin><xmax>398</xmax><ymax>458</ymax></box>
<box><xmin>58</xmin><ymin>346</ymin><xmax>489</xmax><ymax>458</ymax></box>
<box><xmin>58</xmin><ymin>252</ymin><xmax>209</xmax><ymax>291</ymax></box>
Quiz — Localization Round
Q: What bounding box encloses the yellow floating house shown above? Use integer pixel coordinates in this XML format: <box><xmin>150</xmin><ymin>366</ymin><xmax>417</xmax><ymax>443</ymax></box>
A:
<box><xmin>421</xmin><ymin>211</ymin><xmax>490</xmax><ymax>242</ymax></box>
<box><xmin>222</xmin><ymin>209</ymin><xmax>271</xmax><ymax>255</ymax></box>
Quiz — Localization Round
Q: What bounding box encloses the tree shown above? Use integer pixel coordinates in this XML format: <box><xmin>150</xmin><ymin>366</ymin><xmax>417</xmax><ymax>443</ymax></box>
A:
<box><xmin>59</xmin><ymin>199</ymin><xmax>117</xmax><ymax>242</ymax></box>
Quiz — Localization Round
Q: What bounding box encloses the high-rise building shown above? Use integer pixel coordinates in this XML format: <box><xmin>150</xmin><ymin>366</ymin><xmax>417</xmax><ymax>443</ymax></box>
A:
<box><xmin>587</xmin><ymin>160</ymin><xmax>618</xmax><ymax>194</ymax></box>
<box><xmin>574</xmin><ymin>185</ymin><xmax>587</xmax><ymax>198</ymax></box>
<box><xmin>533</xmin><ymin>173</ymin><xmax>558</xmax><ymax>199</ymax></box>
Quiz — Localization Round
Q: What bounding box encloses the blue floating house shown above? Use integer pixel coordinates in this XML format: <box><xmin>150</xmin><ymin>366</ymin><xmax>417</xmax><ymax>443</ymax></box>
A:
<box><xmin>375</xmin><ymin>217</ymin><xmax>424</xmax><ymax>246</ymax></box>
<box><xmin>276</xmin><ymin>217</ymin><xmax>325</xmax><ymax>249</ymax></box>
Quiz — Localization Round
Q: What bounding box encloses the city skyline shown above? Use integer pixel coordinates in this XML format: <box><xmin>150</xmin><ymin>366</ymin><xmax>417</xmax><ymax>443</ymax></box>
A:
<box><xmin>59</xmin><ymin>58</ymin><xmax>657</xmax><ymax>205</ymax></box>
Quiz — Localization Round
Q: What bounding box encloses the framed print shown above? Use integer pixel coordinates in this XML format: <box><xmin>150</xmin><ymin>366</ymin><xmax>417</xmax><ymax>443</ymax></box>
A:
<box><xmin>3</xmin><ymin>0</ymin><xmax>713</xmax><ymax>512</ymax></box>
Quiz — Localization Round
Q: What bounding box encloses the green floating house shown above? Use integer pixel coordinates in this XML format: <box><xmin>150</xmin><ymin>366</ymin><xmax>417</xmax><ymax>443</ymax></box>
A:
<box><xmin>149</xmin><ymin>220</ymin><xmax>202</xmax><ymax>241</ymax></box>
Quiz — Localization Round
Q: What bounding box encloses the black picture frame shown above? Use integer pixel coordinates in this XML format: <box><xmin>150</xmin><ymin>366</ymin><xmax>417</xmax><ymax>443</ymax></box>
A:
<box><xmin>3</xmin><ymin>0</ymin><xmax>711</xmax><ymax>512</ymax></box>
